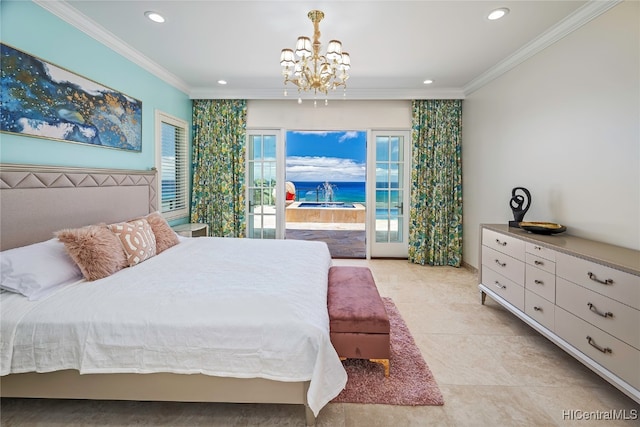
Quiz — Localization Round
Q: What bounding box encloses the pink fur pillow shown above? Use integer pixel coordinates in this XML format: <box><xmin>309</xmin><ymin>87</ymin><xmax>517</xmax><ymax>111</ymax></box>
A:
<box><xmin>56</xmin><ymin>225</ymin><xmax>128</xmax><ymax>281</ymax></box>
<box><xmin>108</xmin><ymin>218</ymin><xmax>157</xmax><ymax>266</ymax></box>
<box><xmin>144</xmin><ymin>212</ymin><xmax>180</xmax><ymax>253</ymax></box>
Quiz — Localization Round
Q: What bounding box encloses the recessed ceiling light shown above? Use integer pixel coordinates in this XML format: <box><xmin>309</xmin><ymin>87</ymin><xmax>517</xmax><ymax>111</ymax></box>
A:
<box><xmin>145</xmin><ymin>11</ymin><xmax>165</xmax><ymax>23</ymax></box>
<box><xmin>423</xmin><ymin>79</ymin><xmax>434</xmax><ymax>85</ymax></box>
<box><xmin>487</xmin><ymin>8</ymin><xmax>509</xmax><ymax>21</ymax></box>
<box><xmin>217</xmin><ymin>80</ymin><xmax>228</xmax><ymax>85</ymax></box>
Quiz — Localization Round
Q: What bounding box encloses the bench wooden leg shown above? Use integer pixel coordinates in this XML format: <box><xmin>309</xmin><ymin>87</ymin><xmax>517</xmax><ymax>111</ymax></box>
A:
<box><xmin>370</xmin><ymin>358</ymin><xmax>390</xmax><ymax>377</ymax></box>
<box><xmin>339</xmin><ymin>357</ymin><xmax>390</xmax><ymax>377</ymax></box>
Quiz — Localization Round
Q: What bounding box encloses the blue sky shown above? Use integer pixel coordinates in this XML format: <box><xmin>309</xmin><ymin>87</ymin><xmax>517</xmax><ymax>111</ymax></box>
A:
<box><xmin>286</xmin><ymin>130</ymin><xmax>366</xmax><ymax>182</ymax></box>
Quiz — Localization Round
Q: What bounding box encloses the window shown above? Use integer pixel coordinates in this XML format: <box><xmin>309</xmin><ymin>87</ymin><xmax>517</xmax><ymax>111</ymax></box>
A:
<box><xmin>155</xmin><ymin>111</ymin><xmax>188</xmax><ymax>220</ymax></box>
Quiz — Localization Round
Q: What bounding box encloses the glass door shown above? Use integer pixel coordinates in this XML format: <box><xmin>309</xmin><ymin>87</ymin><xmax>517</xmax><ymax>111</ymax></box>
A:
<box><xmin>368</xmin><ymin>131</ymin><xmax>410</xmax><ymax>257</ymax></box>
<box><xmin>246</xmin><ymin>130</ymin><xmax>284</xmax><ymax>239</ymax></box>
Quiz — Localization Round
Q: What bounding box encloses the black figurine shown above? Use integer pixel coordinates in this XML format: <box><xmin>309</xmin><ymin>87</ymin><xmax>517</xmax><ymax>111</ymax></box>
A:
<box><xmin>509</xmin><ymin>187</ymin><xmax>531</xmax><ymax>228</ymax></box>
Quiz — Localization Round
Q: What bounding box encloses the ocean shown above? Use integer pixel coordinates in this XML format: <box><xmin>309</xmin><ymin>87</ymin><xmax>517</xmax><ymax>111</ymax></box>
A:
<box><xmin>291</xmin><ymin>181</ymin><xmax>366</xmax><ymax>203</ymax></box>
<box><xmin>164</xmin><ymin>179</ymin><xmax>368</xmax><ymax>204</ymax></box>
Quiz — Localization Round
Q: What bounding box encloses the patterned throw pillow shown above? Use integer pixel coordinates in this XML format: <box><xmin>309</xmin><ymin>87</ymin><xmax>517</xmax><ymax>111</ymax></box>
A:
<box><xmin>108</xmin><ymin>219</ymin><xmax>157</xmax><ymax>266</ymax></box>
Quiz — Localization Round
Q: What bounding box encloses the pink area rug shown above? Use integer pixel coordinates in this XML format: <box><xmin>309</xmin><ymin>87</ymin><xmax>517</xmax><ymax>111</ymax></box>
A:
<box><xmin>331</xmin><ymin>297</ymin><xmax>445</xmax><ymax>406</ymax></box>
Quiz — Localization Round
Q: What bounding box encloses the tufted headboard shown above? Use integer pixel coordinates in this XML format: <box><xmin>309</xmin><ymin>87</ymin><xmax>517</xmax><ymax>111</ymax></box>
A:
<box><xmin>0</xmin><ymin>164</ymin><xmax>157</xmax><ymax>250</ymax></box>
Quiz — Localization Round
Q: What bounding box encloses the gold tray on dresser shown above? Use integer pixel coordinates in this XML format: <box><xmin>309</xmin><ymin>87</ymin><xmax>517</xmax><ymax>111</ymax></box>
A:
<box><xmin>519</xmin><ymin>221</ymin><xmax>567</xmax><ymax>235</ymax></box>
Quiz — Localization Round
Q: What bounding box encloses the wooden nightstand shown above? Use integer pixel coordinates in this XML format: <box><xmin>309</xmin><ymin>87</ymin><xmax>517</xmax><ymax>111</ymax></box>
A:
<box><xmin>172</xmin><ymin>223</ymin><xmax>208</xmax><ymax>237</ymax></box>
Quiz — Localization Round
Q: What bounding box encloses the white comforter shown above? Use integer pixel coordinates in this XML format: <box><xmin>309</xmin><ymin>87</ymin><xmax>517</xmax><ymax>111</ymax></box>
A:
<box><xmin>0</xmin><ymin>237</ymin><xmax>347</xmax><ymax>416</ymax></box>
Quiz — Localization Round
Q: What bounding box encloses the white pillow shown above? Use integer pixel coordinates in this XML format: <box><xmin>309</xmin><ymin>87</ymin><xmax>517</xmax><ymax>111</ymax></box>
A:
<box><xmin>0</xmin><ymin>239</ymin><xmax>83</xmax><ymax>300</ymax></box>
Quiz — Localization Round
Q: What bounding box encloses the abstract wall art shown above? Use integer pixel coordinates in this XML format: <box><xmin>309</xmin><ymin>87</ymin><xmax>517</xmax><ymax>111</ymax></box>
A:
<box><xmin>1</xmin><ymin>43</ymin><xmax>142</xmax><ymax>152</ymax></box>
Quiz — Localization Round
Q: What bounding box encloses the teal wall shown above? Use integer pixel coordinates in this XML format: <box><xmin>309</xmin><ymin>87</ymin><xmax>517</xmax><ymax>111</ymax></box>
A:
<box><xmin>0</xmin><ymin>1</ymin><xmax>192</xmax><ymax>171</ymax></box>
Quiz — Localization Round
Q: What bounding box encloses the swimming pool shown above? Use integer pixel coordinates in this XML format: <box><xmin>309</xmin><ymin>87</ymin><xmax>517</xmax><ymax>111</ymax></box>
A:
<box><xmin>286</xmin><ymin>202</ymin><xmax>365</xmax><ymax>223</ymax></box>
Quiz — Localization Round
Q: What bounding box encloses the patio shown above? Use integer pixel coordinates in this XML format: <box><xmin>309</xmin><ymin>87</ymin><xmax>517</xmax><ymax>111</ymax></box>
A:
<box><xmin>254</xmin><ymin>206</ymin><xmax>398</xmax><ymax>259</ymax></box>
<box><xmin>285</xmin><ymin>222</ymin><xmax>366</xmax><ymax>258</ymax></box>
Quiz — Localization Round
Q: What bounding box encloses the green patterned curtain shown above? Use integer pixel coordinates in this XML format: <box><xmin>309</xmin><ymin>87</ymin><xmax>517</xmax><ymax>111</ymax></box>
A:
<box><xmin>191</xmin><ymin>99</ymin><xmax>247</xmax><ymax>237</ymax></box>
<box><xmin>409</xmin><ymin>100</ymin><xmax>463</xmax><ymax>266</ymax></box>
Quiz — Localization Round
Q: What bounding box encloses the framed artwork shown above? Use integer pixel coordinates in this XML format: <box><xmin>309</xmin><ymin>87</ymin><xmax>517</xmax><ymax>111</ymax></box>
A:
<box><xmin>0</xmin><ymin>43</ymin><xmax>142</xmax><ymax>152</ymax></box>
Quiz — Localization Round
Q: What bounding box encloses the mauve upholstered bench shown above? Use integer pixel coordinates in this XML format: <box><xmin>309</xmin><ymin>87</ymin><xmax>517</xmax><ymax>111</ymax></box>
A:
<box><xmin>327</xmin><ymin>266</ymin><xmax>390</xmax><ymax>377</ymax></box>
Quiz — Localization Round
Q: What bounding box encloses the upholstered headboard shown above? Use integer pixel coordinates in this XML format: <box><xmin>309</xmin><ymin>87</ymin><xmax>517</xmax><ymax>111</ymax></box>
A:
<box><xmin>0</xmin><ymin>164</ymin><xmax>157</xmax><ymax>250</ymax></box>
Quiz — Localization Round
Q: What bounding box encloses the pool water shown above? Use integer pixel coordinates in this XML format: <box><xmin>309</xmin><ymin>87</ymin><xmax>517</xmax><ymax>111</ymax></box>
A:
<box><xmin>297</xmin><ymin>202</ymin><xmax>355</xmax><ymax>208</ymax></box>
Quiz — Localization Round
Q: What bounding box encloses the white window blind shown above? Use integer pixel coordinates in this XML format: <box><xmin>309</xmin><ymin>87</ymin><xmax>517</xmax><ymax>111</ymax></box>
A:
<box><xmin>156</xmin><ymin>112</ymin><xmax>188</xmax><ymax>220</ymax></box>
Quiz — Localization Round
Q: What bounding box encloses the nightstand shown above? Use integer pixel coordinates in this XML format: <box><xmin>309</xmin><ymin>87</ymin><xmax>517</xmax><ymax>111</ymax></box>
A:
<box><xmin>172</xmin><ymin>223</ymin><xmax>208</xmax><ymax>237</ymax></box>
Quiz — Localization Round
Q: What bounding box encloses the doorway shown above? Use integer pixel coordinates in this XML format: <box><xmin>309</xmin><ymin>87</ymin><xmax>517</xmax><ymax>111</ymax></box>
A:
<box><xmin>284</xmin><ymin>130</ymin><xmax>366</xmax><ymax>258</ymax></box>
<box><xmin>246</xmin><ymin>129</ymin><xmax>411</xmax><ymax>259</ymax></box>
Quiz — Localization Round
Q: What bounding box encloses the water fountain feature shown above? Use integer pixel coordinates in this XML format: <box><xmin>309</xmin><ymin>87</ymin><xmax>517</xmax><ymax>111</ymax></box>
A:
<box><xmin>319</xmin><ymin>181</ymin><xmax>336</xmax><ymax>205</ymax></box>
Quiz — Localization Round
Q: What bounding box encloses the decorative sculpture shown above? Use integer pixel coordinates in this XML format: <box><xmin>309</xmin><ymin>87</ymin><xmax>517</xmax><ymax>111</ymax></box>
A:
<box><xmin>509</xmin><ymin>187</ymin><xmax>531</xmax><ymax>228</ymax></box>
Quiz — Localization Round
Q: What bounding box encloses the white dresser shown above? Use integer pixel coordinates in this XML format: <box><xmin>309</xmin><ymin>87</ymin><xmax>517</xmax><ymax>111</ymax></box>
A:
<box><xmin>479</xmin><ymin>224</ymin><xmax>640</xmax><ymax>404</ymax></box>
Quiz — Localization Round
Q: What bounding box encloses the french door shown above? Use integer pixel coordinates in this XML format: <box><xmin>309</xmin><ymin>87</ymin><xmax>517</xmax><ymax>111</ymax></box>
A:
<box><xmin>246</xmin><ymin>130</ymin><xmax>285</xmax><ymax>239</ymax></box>
<box><xmin>247</xmin><ymin>128</ymin><xmax>410</xmax><ymax>255</ymax></box>
<box><xmin>368</xmin><ymin>130</ymin><xmax>411</xmax><ymax>258</ymax></box>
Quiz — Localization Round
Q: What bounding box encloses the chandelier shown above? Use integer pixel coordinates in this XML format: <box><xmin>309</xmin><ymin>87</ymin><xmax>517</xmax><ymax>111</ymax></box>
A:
<box><xmin>280</xmin><ymin>10</ymin><xmax>351</xmax><ymax>105</ymax></box>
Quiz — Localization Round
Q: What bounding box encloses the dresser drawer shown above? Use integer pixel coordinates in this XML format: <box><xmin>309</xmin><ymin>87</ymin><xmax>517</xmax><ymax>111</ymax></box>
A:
<box><xmin>525</xmin><ymin>253</ymin><xmax>555</xmax><ymax>275</ymax></box>
<box><xmin>557</xmin><ymin>278</ymin><xmax>640</xmax><ymax>350</ymax></box>
<box><xmin>525</xmin><ymin>264</ymin><xmax>556</xmax><ymax>303</ymax></box>
<box><xmin>555</xmin><ymin>308</ymin><xmax>640</xmax><ymax>390</ymax></box>
<box><xmin>526</xmin><ymin>242</ymin><xmax>556</xmax><ymax>262</ymax></box>
<box><xmin>482</xmin><ymin>228</ymin><xmax>525</xmax><ymax>259</ymax></box>
<box><xmin>482</xmin><ymin>265</ymin><xmax>525</xmax><ymax>311</ymax></box>
<box><xmin>482</xmin><ymin>245</ymin><xmax>525</xmax><ymax>285</ymax></box>
<box><xmin>525</xmin><ymin>290</ymin><xmax>554</xmax><ymax>330</ymax></box>
<box><xmin>556</xmin><ymin>252</ymin><xmax>640</xmax><ymax>309</ymax></box>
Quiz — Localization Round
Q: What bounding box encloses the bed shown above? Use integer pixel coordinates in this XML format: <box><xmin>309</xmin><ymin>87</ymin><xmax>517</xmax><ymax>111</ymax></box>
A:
<box><xmin>0</xmin><ymin>164</ymin><xmax>347</xmax><ymax>426</ymax></box>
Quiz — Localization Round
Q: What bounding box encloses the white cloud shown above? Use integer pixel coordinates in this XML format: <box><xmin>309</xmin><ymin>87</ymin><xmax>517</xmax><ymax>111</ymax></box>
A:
<box><xmin>286</xmin><ymin>156</ymin><xmax>365</xmax><ymax>182</ymax></box>
<box><xmin>291</xmin><ymin>130</ymin><xmax>360</xmax><ymax>142</ymax></box>
<box><xmin>291</xmin><ymin>130</ymin><xmax>329</xmax><ymax>137</ymax></box>
<box><xmin>338</xmin><ymin>131</ymin><xmax>359</xmax><ymax>143</ymax></box>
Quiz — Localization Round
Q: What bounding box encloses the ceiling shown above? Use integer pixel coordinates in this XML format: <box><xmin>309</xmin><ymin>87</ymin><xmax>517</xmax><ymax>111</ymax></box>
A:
<box><xmin>38</xmin><ymin>0</ymin><xmax>616</xmax><ymax>100</ymax></box>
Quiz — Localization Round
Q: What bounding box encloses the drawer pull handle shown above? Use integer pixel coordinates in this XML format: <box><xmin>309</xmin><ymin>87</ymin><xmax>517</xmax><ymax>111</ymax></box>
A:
<box><xmin>494</xmin><ymin>281</ymin><xmax>506</xmax><ymax>290</ymax></box>
<box><xmin>586</xmin><ymin>336</ymin><xmax>612</xmax><ymax>354</ymax></box>
<box><xmin>534</xmin><ymin>260</ymin><xmax>544</xmax><ymax>266</ymax></box>
<box><xmin>587</xmin><ymin>302</ymin><xmax>613</xmax><ymax>318</ymax></box>
<box><xmin>495</xmin><ymin>259</ymin><xmax>506</xmax><ymax>268</ymax></box>
<box><xmin>534</xmin><ymin>245</ymin><xmax>542</xmax><ymax>251</ymax></box>
<box><xmin>534</xmin><ymin>279</ymin><xmax>544</xmax><ymax>285</ymax></box>
<box><xmin>533</xmin><ymin>306</ymin><xmax>542</xmax><ymax>311</ymax></box>
<box><xmin>587</xmin><ymin>272</ymin><xmax>613</xmax><ymax>285</ymax></box>
<box><xmin>495</xmin><ymin>239</ymin><xmax>507</xmax><ymax>246</ymax></box>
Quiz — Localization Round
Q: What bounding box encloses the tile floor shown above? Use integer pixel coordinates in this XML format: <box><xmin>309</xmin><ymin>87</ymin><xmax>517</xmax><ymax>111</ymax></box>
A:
<box><xmin>2</xmin><ymin>259</ymin><xmax>639</xmax><ymax>426</ymax></box>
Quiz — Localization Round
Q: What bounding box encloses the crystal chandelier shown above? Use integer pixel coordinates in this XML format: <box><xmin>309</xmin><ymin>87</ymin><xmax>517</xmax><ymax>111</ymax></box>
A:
<box><xmin>280</xmin><ymin>10</ymin><xmax>351</xmax><ymax>105</ymax></box>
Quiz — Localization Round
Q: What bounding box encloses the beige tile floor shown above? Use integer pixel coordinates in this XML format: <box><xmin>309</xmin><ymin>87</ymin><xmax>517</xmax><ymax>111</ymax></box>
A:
<box><xmin>2</xmin><ymin>259</ymin><xmax>639</xmax><ymax>426</ymax></box>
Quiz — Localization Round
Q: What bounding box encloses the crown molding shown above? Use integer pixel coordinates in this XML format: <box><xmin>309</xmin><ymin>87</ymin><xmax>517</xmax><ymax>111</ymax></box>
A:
<box><xmin>34</xmin><ymin>0</ymin><xmax>191</xmax><ymax>95</ymax></box>
<box><xmin>189</xmin><ymin>87</ymin><xmax>466</xmax><ymax>100</ymax></box>
<box><xmin>463</xmin><ymin>0</ymin><xmax>622</xmax><ymax>96</ymax></box>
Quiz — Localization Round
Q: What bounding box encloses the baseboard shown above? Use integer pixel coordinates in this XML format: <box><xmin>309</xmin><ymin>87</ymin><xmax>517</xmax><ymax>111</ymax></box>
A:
<box><xmin>461</xmin><ymin>261</ymin><xmax>478</xmax><ymax>274</ymax></box>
